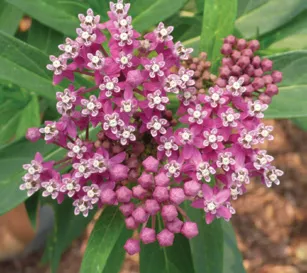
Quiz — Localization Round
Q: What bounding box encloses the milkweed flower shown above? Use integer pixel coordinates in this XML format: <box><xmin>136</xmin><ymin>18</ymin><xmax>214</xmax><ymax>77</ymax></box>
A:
<box><xmin>21</xmin><ymin>0</ymin><xmax>283</xmax><ymax>254</ymax></box>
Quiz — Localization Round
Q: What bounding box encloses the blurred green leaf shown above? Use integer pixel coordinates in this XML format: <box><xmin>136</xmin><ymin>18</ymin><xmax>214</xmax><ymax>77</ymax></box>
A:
<box><xmin>222</xmin><ymin>221</ymin><xmax>246</xmax><ymax>273</ymax></box>
<box><xmin>237</xmin><ymin>0</ymin><xmax>268</xmax><ymax>17</ymax></box>
<box><xmin>42</xmin><ymin>198</ymin><xmax>95</xmax><ymax>273</ymax></box>
<box><xmin>184</xmin><ymin>203</ymin><xmax>224</xmax><ymax>273</ymax></box>
<box><xmin>265</xmin><ymin>51</ymin><xmax>307</xmax><ymax>118</ymax></box>
<box><xmin>0</xmin><ymin>0</ymin><xmax>23</xmax><ymax>35</ymax></box>
<box><xmin>292</xmin><ymin>117</ymin><xmax>307</xmax><ymax>131</ymax></box>
<box><xmin>87</xmin><ymin>0</ymin><xmax>109</xmax><ymax>19</ymax></box>
<box><xmin>140</xmin><ymin>216</ymin><xmax>194</xmax><ymax>273</ymax></box>
<box><xmin>0</xmin><ymin>94</ymin><xmax>40</xmax><ymax>145</ymax></box>
<box><xmin>28</xmin><ymin>20</ymin><xmax>64</xmax><ymax>54</ymax></box>
<box><xmin>200</xmin><ymin>0</ymin><xmax>237</xmax><ymax>73</ymax></box>
<box><xmin>25</xmin><ymin>192</ymin><xmax>39</xmax><ymax>229</ymax></box>
<box><xmin>7</xmin><ymin>0</ymin><xmax>88</xmax><ymax>37</ymax></box>
<box><xmin>0</xmin><ymin>30</ymin><xmax>57</xmax><ymax>100</ymax></box>
<box><xmin>235</xmin><ymin>0</ymin><xmax>307</xmax><ymax>39</ymax></box>
<box><xmin>268</xmin><ymin>34</ymin><xmax>307</xmax><ymax>51</ymax></box>
<box><xmin>131</xmin><ymin>0</ymin><xmax>187</xmax><ymax>32</ymax></box>
<box><xmin>195</xmin><ymin>0</ymin><xmax>204</xmax><ymax>14</ymax></box>
<box><xmin>80</xmin><ymin>207</ymin><xmax>128</xmax><ymax>273</ymax></box>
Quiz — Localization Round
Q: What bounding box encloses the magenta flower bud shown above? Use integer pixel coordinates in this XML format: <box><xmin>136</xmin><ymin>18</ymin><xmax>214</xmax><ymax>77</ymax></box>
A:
<box><xmin>132</xmin><ymin>142</ymin><xmax>145</xmax><ymax>156</ymax></box>
<box><xmin>100</xmin><ymin>189</ymin><xmax>116</xmax><ymax>204</ymax></box>
<box><xmin>231</xmin><ymin>65</ymin><xmax>242</xmax><ymax>76</ymax></box>
<box><xmin>261</xmin><ymin>58</ymin><xmax>273</xmax><ymax>72</ymax></box>
<box><xmin>125</xmin><ymin>216</ymin><xmax>138</xmax><ymax>229</ymax></box>
<box><xmin>124</xmin><ymin>238</ymin><xmax>140</xmax><ymax>255</ymax></box>
<box><xmin>132</xmin><ymin>207</ymin><xmax>148</xmax><ymax>223</ymax></box>
<box><xmin>126</xmin><ymin>157</ymin><xmax>139</xmax><ymax>168</ymax></box>
<box><xmin>144</xmin><ymin>199</ymin><xmax>160</xmax><ymax>215</ymax></box>
<box><xmin>26</xmin><ymin>127</ymin><xmax>41</xmax><ymax>142</ymax></box>
<box><xmin>248</xmin><ymin>40</ymin><xmax>260</xmax><ymax>52</ymax></box>
<box><xmin>254</xmin><ymin>68</ymin><xmax>263</xmax><ymax>77</ymax></box>
<box><xmin>132</xmin><ymin>185</ymin><xmax>147</xmax><ymax>199</ymax></box>
<box><xmin>263</xmin><ymin>75</ymin><xmax>273</xmax><ymax>84</ymax></box>
<box><xmin>154</xmin><ymin>172</ymin><xmax>170</xmax><ymax>187</ymax></box>
<box><xmin>224</xmin><ymin>35</ymin><xmax>236</xmax><ymax>45</ymax></box>
<box><xmin>142</xmin><ymin>156</ymin><xmax>159</xmax><ymax>173</ymax></box>
<box><xmin>252</xmin><ymin>77</ymin><xmax>265</xmax><ymax>90</ymax></box>
<box><xmin>126</xmin><ymin>70</ymin><xmax>143</xmax><ymax>87</ymax></box>
<box><xmin>138</xmin><ymin>172</ymin><xmax>154</xmax><ymax>189</ymax></box>
<box><xmin>251</xmin><ymin>56</ymin><xmax>261</xmax><ymax>68</ymax></box>
<box><xmin>166</xmin><ymin>218</ymin><xmax>183</xmax><ymax>233</ymax></box>
<box><xmin>157</xmin><ymin>229</ymin><xmax>174</xmax><ymax>247</ymax></box>
<box><xmin>140</xmin><ymin>227</ymin><xmax>156</xmax><ymax>244</ymax></box>
<box><xmin>244</xmin><ymin>84</ymin><xmax>254</xmax><ymax>94</ymax></box>
<box><xmin>116</xmin><ymin>186</ymin><xmax>132</xmax><ymax>203</ymax></box>
<box><xmin>237</xmin><ymin>56</ymin><xmax>250</xmax><ymax>68</ymax></box>
<box><xmin>216</xmin><ymin>78</ymin><xmax>227</xmax><ymax>87</ymax></box>
<box><xmin>259</xmin><ymin>93</ymin><xmax>272</xmax><ymax>104</ymax></box>
<box><xmin>128</xmin><ymin>169</ymin><xmax>139</xmax><ymax>181</ymax></box>
<box><xmin>265</xmin><ymin>84</ymin><xmax>279</xmax><ymax>96</ymax></box>
<box><xmin>120</xmin><ymin>203</ymin><xmax>135</xmax><ymax>217</ymax></box>
<box><xmin>222</xmin><ymin>57</ymin><xmax>233</xmax><ymax>67</ymax></box>
<box><xmin>231</xmin><ymin>50</ymin><xmax>241</xmax><ymax>61</ymax></box>
<box><xmin>236</xmin><ymin>38</ymin><xmax>247</xmax><ymax>50</ymax></box>
<box><xmin>109</xmin><ymin>164</ymin><xmax>129</xmax><ymax>182</ymax></box>
<box><xmin>184</xmin><ymin>180</ymin><xmax>201</xmax><ymax>196</ymax></box>
<box><xmin>112</xmin><ymin>145</ymin><xmax>124</xmax><ymax>154</ymax></box>
<box><xmin>219</xmin><ymin>66</ymin><xmax>231</xmax><ymax>79</ymax></box>
<box><xmin>221</xmin><ymin>43</ymin><xmax>232</xmax><ymax>55</ymax></box>
<box><xmin>272</xmin><ymin>70</ymin><xmax>283</xmax><ymax>83</ymax></box>
<box><xmin>241</xmin><ymin>74</ymin><xmax>250</xmax><ymax>85</ymax></box>
<box><xmin>244</xmin><ymin>64</ymin><xmax>255</xmax><ymax>76</ymax></box>
<box><xmin>242</xmin><ymin>49</ymin><xmax>253</xmax><ymax>58</ymax></box>
<box><xmin>153</xmin><ymin>186</ymin><xmax>169</xmax><ymax>202</ymax></box>
<box><xmin>181</xmin><ymin>221</ymin><xmax>199</xmax><ymax>239</ymax></box>
<box><xmin>161</xmin><ymin>204</ymin><xmax>178</xmax><ymax>222</ymax></box>
<box><xmin>169</xmin><ymin>188</ymin><xmax>185</xmax><ymax>205</ymax></box>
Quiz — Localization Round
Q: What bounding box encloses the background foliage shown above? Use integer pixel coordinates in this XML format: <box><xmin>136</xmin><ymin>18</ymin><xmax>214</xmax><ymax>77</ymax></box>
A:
<box><xmin>0</xmin><ymin>0</ymin><xmax>306</xmax><ymax>272</ymax></box>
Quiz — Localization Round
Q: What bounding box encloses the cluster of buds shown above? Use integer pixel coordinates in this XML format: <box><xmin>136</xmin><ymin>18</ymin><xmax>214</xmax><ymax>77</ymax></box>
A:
<box><xmin>21</xmin><ymin>0</ymin><xmax>283</xmax><ymax>255</ymax></box>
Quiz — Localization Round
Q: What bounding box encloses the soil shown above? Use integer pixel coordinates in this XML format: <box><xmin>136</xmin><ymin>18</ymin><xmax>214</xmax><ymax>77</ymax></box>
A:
<box><xmin>0</xmin><ymin>120</ymin><xmax>306</xmax><ymax>273</ymax></box>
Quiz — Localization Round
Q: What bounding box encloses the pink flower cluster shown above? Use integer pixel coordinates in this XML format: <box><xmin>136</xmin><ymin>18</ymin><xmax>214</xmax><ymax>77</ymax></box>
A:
<box><xmin>21</xmin><ymin>0</ymin><xmax>283</xmax><ymax>255</ymax></box>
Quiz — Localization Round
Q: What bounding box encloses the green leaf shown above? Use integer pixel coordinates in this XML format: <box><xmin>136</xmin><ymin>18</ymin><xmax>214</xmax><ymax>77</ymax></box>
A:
<box><xmin>131</xmin><ymin>0</ymin><xmax>187</xmax><ymax>32</ymax></box>
<box><xmin>184</xmin><ymin>203</ymin><xmax>224</xmax><ymax>273</ymax></box>
<box><xmin>237</xmin><ymin>0</ymin><xmax>268</xmax><ymax>17</ymax></box>
<box><xmin>268</xmin><ymin>34</ymin><xmax>307</xmax><ymax>51</ymax></box>
<box><xmin>222</xmin><ymin>221</ymin><xmax>246</xmax><ymax>273</ymax></box>
<box><xmin>200</xmin><ymin>0</ymin><xmax>237</xmax><ymax>73</ymax></box>
<box><xmin>235</xmin><ymin>0</ymin><xmax>307</xmax><ymax>39</ymax></box>
<box><xmin>42</xmin><ymin>198</ymin><xmax>95</xmax><ymax>273</ymax></box>
<box><xmin>0</xmin><ymin>0</ymin><xmax>23</xmax><ymax>35</ymax></box>
<box><xmin>195</xmin><ymin>0</ymin><xmax>204</xmax><ymax>14</ymax></box>
<box><xmin>80</xmin><ymin>207</ymin><xmax>128</xmax><ymax>273</ymax></box>
<box><xmin>292</xmin><ymin>117</ymin><xmax>307</xmax><ymax>131</ymax></box>
<box><xmin>7</xmin><ymin>0</ymin><xmax>88</xmax><ymax>37</ymax></box>
<box><xmin>140</xmin><ymin>216</ymin><xmax>194</xmax><ymax>273</ymax></box>
<box><xmin>28</xmin><ymin>20</ymin><xmax>64</xmax><ymax>55</ymax></box>
<box><xmin>87</xmin><ymin>0</ymin><xmax>109</xmax><ymax>19</ymax></box>
<box><xmin>0</xmin><ymin>30</ymin><xmax>57</xmax><ymax>100</ymax></box>
<box><xmin>25</xmin><ymin>192</ymin><xmax>39</xmax><ymax>230</ymax></box>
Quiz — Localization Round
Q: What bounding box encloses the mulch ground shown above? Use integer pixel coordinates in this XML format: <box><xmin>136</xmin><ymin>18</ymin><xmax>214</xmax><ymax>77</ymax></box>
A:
<box><xmin>1</xmin><ymin>120</ymin><xmax>306</xmax><ymax>273</ymax></box>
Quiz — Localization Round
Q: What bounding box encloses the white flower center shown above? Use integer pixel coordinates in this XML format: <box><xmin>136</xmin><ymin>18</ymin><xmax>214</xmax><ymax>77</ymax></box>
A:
<box><xmin>193</xmin><ymin>110</ymin><xmax>201</xmax><ymax>119</ymax></box>
<box><xmin>88</xmin><ymin>190</ymin><xmax>95</xmax><ymax>198</ymax></box>
<box><xmin>231</xmin><ymin>187</ymin><xmax>238</xmax><ymax>196</ymax></box>
<box><xmin>164</xmin><ymin>142</ymin><xmax>172</xmax><ymax>150</ymax></box>
<box><xmin>212</xmin><ymin>93</ymin><xmax>220</xmax><ymax>101</ymax></box>
<box><xmin>62</xmin><ymin>95</ymin><xmax>70</xmax><ymax>103</ymax></box>
<box><xmin>67</xmin><ymin>183</ymin><xmax>73</xmax><ymax>191</ymax></box>
<box><xmin>78</xmin><ymin>165</ymin><xmax>85</xmax><ymax>173</ymax></box>
<box><xmin>209</xmin><ymin>134</ymin><xmax>217</xmax><ymax>143</ymax></box>
<box><xmin>92</xmin><ymin>56</ymin><xmax>100</xmax><ymax>64</ymax></box>
<box><xmin>226</xmin><ymin>114</ymin><xmax>234</xmax><ymax>122</ymax></box>
<box><xmin>168</xmin><ymin>165</ymin><xmax>177</xmax><ymax>174</ymax></box>
<box><xmin>85</xmin><ymin>15</ymin><xmax>93</xmax><ymax>23</ymax></box>
<box><xmin>153</xmin><ymin>121</ymin><xmax>162</xmax><ymax>130</ymax></box>
<box><xmin>65</xmin><ymin>45</ymin><xmax>72</xmax><ymax>53</ymax></box>
<box><xmin>87</xmin><ymin>102</ymin><xmax>95</xmax><ymax>110</ymax></box>
<box><xmin>120</xmin><ymin>19</ymin><xmax>127</xmax><ymax>26</ymax></box>
<box><xmin>120</xmin><ymin>56</ymin><xmax>128</xmax><ymax>64</ymax></box>
<box><xmin>25</xmin><ymin>182</ymin><xmax>32</xmax><ymax>190</ymax></box>
<box><xmin>72</xmin><ymin>145</ymin><xmax>80</xmax><ymax>153</ymax></box>
<box><xmin>244</xmin><ymin>134</ymin><xmax>253</xmax><ymax>142</ymax></box>
<box><xmin>79</xmin><ymin>203</ymin><xmax>86</xmax><ymax>212</ymax></box>
<box><xmin>151</xmin><ymin>64</ymin><xmax>160</xmax><ymax>72</ymax></box>
<box><xmin>170</xmin><ymin>80</ymin><xmax>177</xmax><ymax>88</ymax></box>
<box><xmin>93</xmin><ymin>159</ymin><xmax>100</xmax><ymax>168</ymax></box>
<box><xmin>269</xmin><ymin>173</ymin><xmax>277</xmax><ymax>181</ymax></box>
<box><xmin>260</xmin><ymin>157</ymin><xmax>267</xmax><ymax>165</ymax></box>
<box><xmin>120</xmin><ymin>32</ymin><xmax>128</xmax><ymax>41</ymax></box>
<box><xmin>160</xmin><ymin>28</ymin><xmax>168</xmax><ymax>37</ymax></box>
<box><xmin>109</xmin><ymin>119</ymin><xmax>117</xmax><ymax>127</ymax></box>
<box><xmin>53</xmin><ymin>60</ymin><xmax>61</xmax><ymax>68</ymax></box>
<box><xmin>82</xmin><ymin>32</ymin><xmax>90</xmax><ymax>40</ymax></box>
<box><xmin>153</xmin><ymin>96</ymin><xmax>162</xmax><ymax>104</ymax></box>
<box><xmin>106</xmin><ymin>82</ymin><xmax>114</xmax><ymax>90</ymax></box>
<box><xmin>181</xmin><ymin>74</ymin><xmax>189</xmax><ymax>82</ymax></box>
<box><xmin>207</xmin><ymin>202</ymin><xmax>216</xmax><ymax>211</ymax></box>
<box><xmin>28</xmin><ymin>167</ymin><xmax>36</xmax><ymax>175</ymax></box>
<box><xmin>44</xmin><ymin>126</ymin><xmax>51</xmax><ymax>134</ymax></box>
<box><xmin>233</xmin><ymin>82</ymin><xmax>240</xmax><ymax>89</ymax></box>
<box><xmin>254</xmin><ymin>103</ymin><xmax>262</xmax><ymax>112</ymax></box>
<box><xmin>182</xmin><ymin>131</ymin><xmax>191</xmax><ymax>140</ymax></box>
<box><xmin>47</xmin><ymin>185</ymin><xmax>54</xmax><ymax>193</ymax></box>
<box><xmin>116</xmin><ymin>3</ymin><xmax>124</xmax><ymax>10</ymax></box>
<box><xmin>222</xmin><ymin>157</ymin><xmax>230</xmax><ymax>165</ymax></box>
<box><xmin>238</xmin><ymin>174</ymin><xmax>245</xmax><ymax>182</ymax></box>
<box><xmin>122</xmin><ymin>130</ymin><xmax>130</xmax><ymax>138</ymax></box>
<box><xmin>184</xmin><ymin>91</ymin><xmax>191</xmax><ymax>99</ymax></box>
<box><xmin>261</xmin><ymin>130</ymin><xmax>269</xmax><ymax>137</ymax></box>
<box><xmin>123</xmin><ymin>103</ymin><xmax>132</xmax><ymax>112</ymax></box>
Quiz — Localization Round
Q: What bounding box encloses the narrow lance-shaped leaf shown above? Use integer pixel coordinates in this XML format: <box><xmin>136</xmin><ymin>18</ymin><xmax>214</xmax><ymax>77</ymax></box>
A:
<box><xmin>200</xmin><ymin>0</ymin><xmax>238</xmax><ymax>73</ymax></box>
<box><xmin>0</xmin><ymin>0</ymin><xmax>23</xmax><ymax>35</ymax></box>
